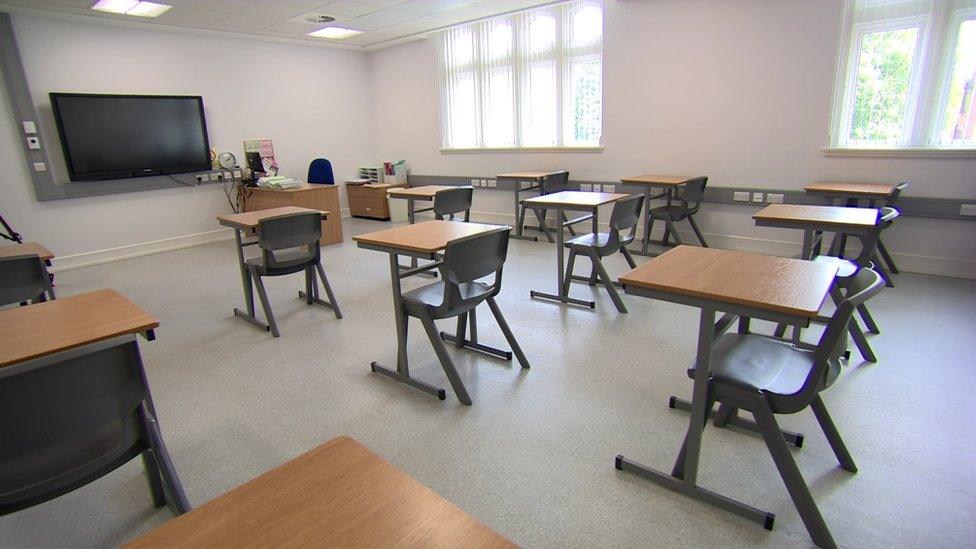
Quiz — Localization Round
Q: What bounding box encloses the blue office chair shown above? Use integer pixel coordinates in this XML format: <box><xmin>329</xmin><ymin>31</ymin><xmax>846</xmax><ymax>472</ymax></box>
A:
<box><xmin>307</xmin><ymin>158</ymin><xmax>335</xmax><ymax>185</ymax></box>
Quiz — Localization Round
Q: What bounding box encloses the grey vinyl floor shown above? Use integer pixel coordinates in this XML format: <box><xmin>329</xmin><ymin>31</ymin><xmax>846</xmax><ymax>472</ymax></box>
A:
<box><xmin>1</xmin><ymin>217</ymin><xmax>975</xmax><ymax>548</ymax></box>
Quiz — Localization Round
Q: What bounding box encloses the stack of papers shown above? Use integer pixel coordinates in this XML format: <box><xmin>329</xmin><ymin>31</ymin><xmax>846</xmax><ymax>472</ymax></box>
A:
<box><xmin>257</xmin><ymin>176</ymin><xmax>302</xmax><ymax>189</ymax></box>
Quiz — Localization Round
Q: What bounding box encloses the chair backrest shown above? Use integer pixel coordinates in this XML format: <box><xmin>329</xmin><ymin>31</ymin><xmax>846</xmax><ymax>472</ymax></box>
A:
<box><xmin>0</xmin><ymin>254</ymin><xmax>52</xmax><ymax>306</ymax></box>
<box><xmin>439</xmin><ymin>227</ymin><xmax>510</xmax><ymax>310</ymax></box>
<box><xmin>307</xmin><ymin>158</ymin><xmax>335</xmax><ymax>185</ymax></box>
<box><xmin>607</xmin><ymin>194</ymin><xmax>645</xmax><ymax>249</ymax></box>
<box><xmin>0</xmin><ymin>337</ymin><xmax>150</xmax><ymax>514</ymax></box>
<box><xmin>543</xmin><ymin>171</ymin><xmax>570</xmax><ymax>194</ymax></box>
<box><xmin>257</xmin><ymin>212</ymin><xmax>322</xmax><ymax>270</ymax></box>
<box><xmin>680</xmin><ymin>176</ymin><xmax>708</xmax><ymax>214</ymax></box>
<box><xmin>433</xmin><ymin>186</ymin><xmax>474</xmax><ymax>220</ymax></box>
<box><xmin>814</xmin><ymin>268</ymin><xmax>885</xmax><ymax>367</ymax></box>
<box><xmin>851</xmin><ymin>207</ymin><xmax>897</xmax><ymax>267</ymax></box>
<box><xmin>884</xmin><ymin>181</ymin><xmax>909</xmax><ymax>208</ymax></box>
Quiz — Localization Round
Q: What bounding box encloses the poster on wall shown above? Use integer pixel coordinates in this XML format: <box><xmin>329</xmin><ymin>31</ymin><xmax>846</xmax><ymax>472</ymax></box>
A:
<box><xmin>243</xmin><ymin>139</ymin><xmax>278</xmax><ymax>175</ymax></box>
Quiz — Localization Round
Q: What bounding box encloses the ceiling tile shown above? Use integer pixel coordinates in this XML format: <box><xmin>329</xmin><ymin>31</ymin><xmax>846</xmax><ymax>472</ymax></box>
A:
<box><xmin>343</xmin><ymin>7</ymin><xmax>416</xmax><ymax>30</ymax></box>
<box><xmin>175</xmin><ymin>0</ymin><xmax>261</xmax><ymax>13</ymax></box>
<box><xmin>393</xmin><ymin>0</ymin><xmax>474</xmax><ymax>15</ymax></box>
<box><xmin>256</xmin><ymin>0</ymin><xmax>328</xmax><ymax>9</ymax></box>
<box><xmin>465</xmin><ymin>0</ymin><xmax>532</xmax><ymax>13</ymax></box>
<box><xmin>266</xmin><ymin>19</ymin><xmax>323</xmax><ymax>33</ymax></box>
<box><xmin>155</xmin><ymin>6</ymin><xmax>230</xmax><ymax>25</ymax></box>
<box><xmin>315</xmin><ymin>0</ymin><xmax>378</xmax><ymax>18</ymax></box>
<box><xmin>357</xmin><ymin>0</ymin><xmax>409</xmax><ymax>7</ymax></box>
<box><xmin>210</xmin><ymin>22</ymin><xmax>266</xmax><ymax>32</ymax></box>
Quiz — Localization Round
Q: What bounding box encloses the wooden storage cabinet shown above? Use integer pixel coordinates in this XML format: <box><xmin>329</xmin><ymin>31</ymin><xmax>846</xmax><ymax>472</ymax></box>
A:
<box><xmin>244</xmin><ymin>184</ymin><xmax>343</xmax><ymax>245</ymax></box>
<box><xmin>346</xmin><ymin>182</ymin><xmax>404</xmax><ymax>220</ymax></box>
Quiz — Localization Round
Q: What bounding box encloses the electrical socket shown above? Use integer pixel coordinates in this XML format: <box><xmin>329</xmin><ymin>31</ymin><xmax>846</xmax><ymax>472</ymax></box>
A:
<box><xmin>32</xmin><ymin>162</ymin><xmax>46</xmax><ymax>172</ymax></box>
<box><xmin>733</xmin><ymin>191</ymin><xmax>750</xmax><ymax>202</ymax></box>
<box><xmin>580</xmin><ymin>183</ymin><xmax>592</xmax><ymax>191</ymax></box>
<box><xmin>233</xmin><ymin>169</ymin><xmax>242</xmax><ymax>178</ymax></box>
<box><xmin>752</xmin><ymin>192</ymin><xmax>764</xmax><ymax>203</ymax></box>
<box><xmin>22</xmin><ymin>121</ymin><xmax>36</xmax><ymax>134</ymax></box>
<box><xmin>470</xmin><ymin>178</ymin><xmax>479</xmax><ymax>187</ymax></box>
<box><xmin>208</xmin><ymin>173</ymin><xmax>218</xmax><ymax>181</ymax></box>
<box><xmin>487</xmin><ymin>179</ymin><xmax>497</xmax><ymax>187</ymax></box>
<box><xmin>960</xmin><ymin>204</ymin><xmax>976</xmax><ymax>216</ymax></box>
<box><xmin>603</xmin><ymin>184</ymin><xmax>615</xmax><ymax>193</ymax></box>
<box><xmin>766</xmin><ymin>193</ymin><xmax>785</xmax><ymax>204</ymax></box>
<box><xmin>26</xmin><ymin>136</ymin><xmax>40</xmax><ymax>150</ymax></box>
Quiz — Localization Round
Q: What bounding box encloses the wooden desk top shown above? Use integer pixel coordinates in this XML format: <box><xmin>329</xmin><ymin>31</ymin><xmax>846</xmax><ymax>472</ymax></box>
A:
<box><xmin>753</xmin><ymin>204</ymin><xmax>878</xmax><ymax>230</ymax></box>
<box><xmin>620</xmin><ymin>175</ymin><xmax>694</xmax><ymax>186</ymax></box>
<box><xmin>354</xmin><ymin>220</ymin><xmax>505</xmax><ymax>254</ymax></box>
<box><xmin>804</xmin><ymin>181</ymin><xmax>895</xmax><ymax>197</ymax></box>
<box><xmin>217</xmin><ymin>206</ymin><xmax>328</xmax><ymax>230</ymax></box>
<box><xmin>126</xmin><ymin>436</ymin><xmax>515</xmax><ymax>549</ymax></box>
<box><xmin>0</xmin><ymin>241</ymin><xmax>54</xmax><ymax>261</ymax></box>
<box><xmin>522</xmin><ymin>191</ymin><xmax>630</xmax><ymax>208</ymax></box>
<box><xmin>620</xmin><ymin>246</ymin><xmax>836</xmax><ymax>317</ymax></box>
<box><xmin>496</xmin><ymin>171</ymin><xmax>558</xmax><ymax>180</ymax></box>
<box><xmin>0</xmin><ymin>289</ymin><xmax>158</xmax><ymax>369</ymax></box>
<box><xmin>248</xmin><ymin>184</ymin><xmax>324</xmax><ymax>194</ymax></box>
<box><xmin>387</xmin><ymin>185</ymin><xmax>457</xmax><ymax>199</ymax></box>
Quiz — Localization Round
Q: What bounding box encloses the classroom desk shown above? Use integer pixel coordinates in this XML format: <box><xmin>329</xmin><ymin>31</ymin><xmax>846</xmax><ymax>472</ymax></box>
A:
<box><xmin>0</xmin><ymin>241</ymin><xmax>57</xmax><ymax>298</ymax></box>
<box><xmin>354</xmin><ymin>220</ymin><xmax>508</xmax><ymax>403</ymax></box>
<box><xmin>753</xmin><ymin>204</ymin><xmax>879</xmax><ymax>259</ymax></box>
<box><xmin>0</xmin><ymin>288</ymin><xmax>158</xmax><ymax>369</ymax></box>
<box><xmin>804</xmin><ymin>181</ymin><xmax>896</xmax><ymax>204</ymax></box>
<box><xmin>217</xmin><ymin>206</ymin><xmax>329</xmax><ymax>333</ymax></box>
<box><xmin>125</xmin><ymin>436</ymin><xmax>515</xmax><ymax>548</ymax></box>
<box><xmin>496</xmin><ymin>171</ymin><xmax>563</xmax><ymax>241</ymax></box>
<box><xmin>387</xmin><ymin>185</ymin><xmax>458</xmax><ymax>275</ymax></box>
<box><xmin>619</xmin><ymin>175</ymin><xmax>695</xmax><ymax>257</ymax></box>
<box><xmin>615</xmin><ymin>246</ymin><xmax>836</xmax><ymax>537</ymax></box>
<box><xmin>522</xmin><ymin>191</ymin><xmax>630</xmax><ymax>308</ymax></box>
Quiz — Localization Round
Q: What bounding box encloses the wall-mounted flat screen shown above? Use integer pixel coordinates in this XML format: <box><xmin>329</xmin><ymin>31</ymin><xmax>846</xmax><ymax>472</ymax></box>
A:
<box><xmin>50</xmin><ymin>93</ymin><xmax>211</xmax><ymax>181</ymax></box>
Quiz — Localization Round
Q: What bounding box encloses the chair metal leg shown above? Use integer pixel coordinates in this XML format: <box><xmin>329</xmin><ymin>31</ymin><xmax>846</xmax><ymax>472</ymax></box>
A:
<box><xmin>142</xmin><ymin>452</ymin><xmax>166</xmax><ymax>507</ymax></box>
<box><xmin>621</xmin><ymin>247</ymin><xmax>638</xmax><ymax>269</ymax></box>
<box><xmin>645</xmin><ymin>213</ymin><xmax>656</xmax><ymax>247</ymax></box>
<box><xmin>304</xmin><ymin>267</ymin><xmax>314</xmax><ymax>305</ymax></box>
<box><xmin>417</xmin><ymin>313</ymin><xmax>472</xmax><ymax>405</ymax></box>
<box><xmin>661</xmin><ymin>216</ymin><xmax>671</xmax><ymax>246</ymax></box>
<box><xmin>876</xmin><ymin>238</ymin><xmax>899</xmax><ymax>274</ymax></box>
<box><xmin>773</xmin><ymin>323</ymin><xmax>788</xmax><ymax>338</ymax></box>
<box><xmin>141</xmin><ymin>405</ymin><xmax>190</xmax><ymax>515</ymax></box>
<box><xmin>752</xmin><ymin>400</ymin><xmax>837</xmax><ymax>549</ymax></box>
<box><xmin>563</xmin><ymin>249</ymin><xmax>577</xmax><ymax>297</ymax></box>
<box><xmin>561</xmin><ymin>211</ymin><xmax>577</xmax><ymax>236</ymax></box>
<box><xmin>454</xmin><ymin>312</ymin><xmax>468</xmax><ymax>349</ymax></box>
<box><xmin>810</xmin><ymin>395</ymin><xmax>857</xmax><ymax>473</ymax></box>
<box><xmin>251</xmin><ymin>270</ymin><xmax>279</xmax><ymax>337</ymax></box>
<box><xmin>535</xmin><ymin>208</ymin><xmax>555</xmax><ymax>243</ymax></box>
<box><xmin>713</xmin><ymin>403</ymin><xmax>736</xmax><ymax>427</ymax></box>
<box><xmin>688</xmin><ymin>215</ymin><xmax>708</xmax><ymax>247</ymax></box>
<box><xmin>590</xmin><ymin>251</ymin><xmax>627</xmax><ymax>313</ymax></box>
<box><xmin>315</xmin><ymin>262</ymin><xmax>343</xmax><ymax>319</ymax></box>
<box><xmin>848</xmin><ymin>319</ymin><xmax>876</xmax><ymax>362</ymax></box>
<box><xmin>856</xmin><ymin>303</ymin><xmax>879</xmax><ymax>334</ymax></box>
<box><xmin>486</xmin><ymin>297</ymin><xmax>530</xmax><ymax>368</ymax></box>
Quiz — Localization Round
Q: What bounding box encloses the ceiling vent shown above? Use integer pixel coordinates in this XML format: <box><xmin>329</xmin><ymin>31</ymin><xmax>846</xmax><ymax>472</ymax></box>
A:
<box><xmin>304</xmin><ymin>14</ymin><xmax>336</xmax><ymax>24</ymax></box>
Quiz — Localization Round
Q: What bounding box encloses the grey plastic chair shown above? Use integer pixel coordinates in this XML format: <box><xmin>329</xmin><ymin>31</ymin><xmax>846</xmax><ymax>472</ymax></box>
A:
<box><xmin>519</xmin><ymin>171</ymin><xmax>576</xmax><ymax>242</ymax></box>
<box><xmin>433</xmin><ymin>186</ymin><xmax>473</xmax><ymax>221</ymax></box>
<box><xmin>874</xmin><ymin>182</ymin><xmax>908</xmax><ymax>286</ymax></box>
<box><xmin>0</xmin><ymin>336</ymin><xmax>190</xmax><ymax>517</ymax></box>
<box><xmin>648</xmin><ymin>176</ymin><xmax>708</xmax><ymax>247</ymax></box>
<box><xmin>400</xmin><ymin>227</ymin><xmax>530</xmax><ymax>405</ymax></box>
<box><xmin>563</xmin><ymin>194</ymin><xmax>644</xmax><ymax>313</ymax></box>
<box><xmin>675</xmin><ymin>268</ymin><xmax>884</xmax><ymax>549</ymax></box>
<box><xmin>0</xmin><ymin>254</ymin><xmax>55</xmax><ymax>306</ymax></box>
<box><xmin>247</xmin><ymin>212</ymin><xmax>342</xmax><ymax>337</ymax></box>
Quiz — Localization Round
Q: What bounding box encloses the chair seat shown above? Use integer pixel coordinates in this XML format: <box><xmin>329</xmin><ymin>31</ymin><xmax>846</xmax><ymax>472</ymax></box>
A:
<box><xmin>246</xmin><ymin>248</ymin><xmax>313</xmax><ymax>275</ymax></box>
<box><xmin>649</xmin><ymin>204</ymin><xmax>688</xmax><ymax>220</ymax></box>
<box><xmin>402</xmin><ymin>281</ymin><xmax>493</xmax><ymax>318</ymax></box>
<box><xmin>687</xmin><ymin>334</ymin><xmax>840</xmax><ymax>411</ymax></box>
<box><xmin>564</xmin><ymin>232</ymin><xmax>609</xmax><ymax>249</ymax></box>
<box><xmin>813</xmin><ymin>255</ymin><xmax>857</xmax><ymax>278</ymax></box>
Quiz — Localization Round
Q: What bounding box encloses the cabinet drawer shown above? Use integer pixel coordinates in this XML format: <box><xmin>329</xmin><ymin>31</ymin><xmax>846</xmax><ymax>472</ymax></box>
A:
<box><xmin>346</xmin><ymin>185</ymin><xmax>374</xmax><ymax>198</ymax></box>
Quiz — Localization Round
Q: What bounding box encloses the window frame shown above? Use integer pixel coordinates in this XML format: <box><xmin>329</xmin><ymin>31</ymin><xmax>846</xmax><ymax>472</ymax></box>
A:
<box><xmin>437</xmin><ymin>1</ymin><xmax>604</xmax><ymax>153</ymax></box>
<box><xmin>826</xmin><ymin>0</ymin><xmax>976</xmax><ymax>155</ymax></box>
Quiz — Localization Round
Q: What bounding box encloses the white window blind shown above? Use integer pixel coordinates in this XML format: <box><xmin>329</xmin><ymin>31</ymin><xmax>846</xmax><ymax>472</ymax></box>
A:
<box><xmin>436</xmin><ymin>0</ymin><xmax>603</xmax><ymax>150</ymax></box>
<box><xmin>829</xmin><ymin>0</ymin><xmax>976</xmax><ymax>149</ymax></box>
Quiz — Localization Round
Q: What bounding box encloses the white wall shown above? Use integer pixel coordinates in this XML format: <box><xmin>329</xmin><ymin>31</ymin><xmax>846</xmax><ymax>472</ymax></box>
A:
<box><xmin>0</xmin><ymin>14</ymin><xmax>373</xmax><ymax>269</ymax></box>
<box><xmin>368</xmin><ymin>0</ymin><xmax>976</xmax><ymax>278</ymax></box>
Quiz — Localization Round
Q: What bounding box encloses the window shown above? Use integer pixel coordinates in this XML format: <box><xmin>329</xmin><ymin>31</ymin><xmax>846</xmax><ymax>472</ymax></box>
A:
<box><xmin>436</xmin><ymin>1</ymin><xmax>603</xmax><ymax>150</ymax></box>
<box><xmin>829</xmin><ymin>0</ymin><xmax>976</xmax><ymax>150</ymax></box>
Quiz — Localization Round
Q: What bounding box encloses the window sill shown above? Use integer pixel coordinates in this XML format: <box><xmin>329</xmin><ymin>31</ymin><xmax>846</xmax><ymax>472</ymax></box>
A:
<box><xmin>822</xmin><ymin>147</ymin><xmax>976</xmax><ymax>158</ymax></box>
<box><xmin>440</xmin><ymin>146</ymin><xmax>604</xmax><ymax>154</ymax></box>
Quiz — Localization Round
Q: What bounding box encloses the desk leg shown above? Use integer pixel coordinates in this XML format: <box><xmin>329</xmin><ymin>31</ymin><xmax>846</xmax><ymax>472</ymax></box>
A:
<box><xmin>512</xmin><ymin>180</ymin><xmax>540</xmax><ymax>241</ymax></box>
<box><xmin>231</xmin><ymin>228</ymin><xmax>269</xmax><ymax>332</ymax></box>
<box><xmin>397</xmin><ymin>198</ymin><xmax>436</xmax><ymax>277</ymax></box>
<box><xmin>801</xmin><ymin>229</ymin><xmax>815</xmax><ymax>260</ymax></box>
<box><xmin>370</xmin><ymin>252</ymin><xmax>447</xmax><ymax>401</ymax></box>
<box><xmin>530</xmin><ymin>207</ymin><xmax>595</xmax><ymax>308</ymax></box>
<box><xmin>614</xmin><ymin>306</ymin><xmax>775</xmax><ymax>530</ymax></box>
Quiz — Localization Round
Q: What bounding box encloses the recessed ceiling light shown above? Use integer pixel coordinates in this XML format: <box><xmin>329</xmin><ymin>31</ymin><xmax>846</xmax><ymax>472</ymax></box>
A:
<box><xmin>91</xmin><ymin>0</ymin><xmax>139</xmax><ymax>13</ymax></box>
<box><xmin>91</xmin><ymin>0</ymin><xmax>171</xmax><ymax>18</ymax></box>
<box><xmin>307</xmin><ymin>27</ymin><xmax>363</xmax><ymax>40</ymax></box>
<box><xmin>126</xmin><ymin>1</ymin><xmax>172</xmax><ymax>17</ymax></box>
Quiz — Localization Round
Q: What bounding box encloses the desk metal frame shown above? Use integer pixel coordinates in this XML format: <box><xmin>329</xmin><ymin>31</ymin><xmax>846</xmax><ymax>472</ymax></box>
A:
<box><xmin>754</xmin><ymin>215</ymin><xmax>875</xmax><ymax>260</ymax></box>
<box><xmin>522</xmin><ymin>202</ymin><xmax>601</xmax><ymax>308</ymax></box>
<box><xmin>496</xmin><ymin>173</ymin><xmax>567</xmax><ymax>242</ymax></box>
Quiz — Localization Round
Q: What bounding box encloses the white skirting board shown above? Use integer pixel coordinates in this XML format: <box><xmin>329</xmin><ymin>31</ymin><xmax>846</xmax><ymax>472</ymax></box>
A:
<box><xmin>47</xmin><ymin>209</ymin><xmax>975</xmax><ymax>280</ymax></box>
